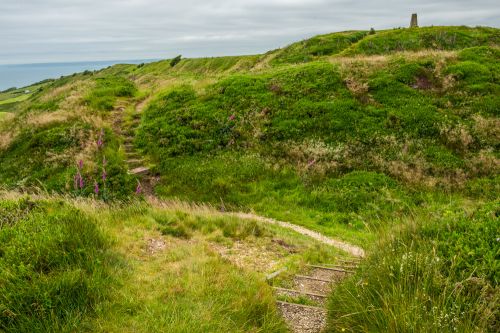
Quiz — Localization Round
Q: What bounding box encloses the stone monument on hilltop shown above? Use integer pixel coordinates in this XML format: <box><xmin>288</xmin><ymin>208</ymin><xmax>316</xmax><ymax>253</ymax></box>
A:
<box><xmin>410</xmin><ymin>13</ymin><xmax>419</xmax><ymax>28</ymax></box>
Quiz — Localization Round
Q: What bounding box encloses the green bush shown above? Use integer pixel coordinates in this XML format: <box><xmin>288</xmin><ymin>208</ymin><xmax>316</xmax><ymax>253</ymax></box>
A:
<box><xmin>170</xmin><ymin>55</ymin><xmax>182</xmax><ymax>67</ymax></box>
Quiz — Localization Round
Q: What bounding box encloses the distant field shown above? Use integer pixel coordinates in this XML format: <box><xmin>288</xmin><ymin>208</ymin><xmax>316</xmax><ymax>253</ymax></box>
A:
<box><xmin>0</xmin><ymin>93</ymin><xmax>30</xmax><ymax>105</ymax></box>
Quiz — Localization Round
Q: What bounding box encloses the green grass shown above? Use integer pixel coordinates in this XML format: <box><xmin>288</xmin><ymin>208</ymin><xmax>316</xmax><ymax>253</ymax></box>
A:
<box><xmin>135</xmin><ymin>48</ymin><xmax>499</xmax><ymax>244</ymax></box>
<box><xmin>85</xmin><ymin>76</ymin><xmax>137</xmax><ymax>111</ymax></box>
<box><xmin>326</xmin><ymin>198</ymin><xmax>499</xmax><ymax>332</ymax></box>
<box><xmin>0</xmin><ymin>94</ymin><xmax>30</xmax><ymax>105</ymax></box>
<box><xmin>343</xmin><ymin>26</ymin><xmax>500</xmax><ymax>55</ymax></box>
<box><xmin>1</xmin><ymin>194</ymin><xmax>344</xmax><ymax>332</ymax></box>
<box><xmin>272</xmin><ymin>30</ymin><xmax>368</xmax><ymax>64</ymax></box>
<box><xmin>0</xmin><ymin>197</ymin><xmax>114</xmax><ymax>332</ymax></box>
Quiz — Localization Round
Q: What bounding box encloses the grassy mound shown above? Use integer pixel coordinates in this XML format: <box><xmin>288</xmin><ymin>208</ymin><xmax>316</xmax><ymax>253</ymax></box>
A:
<box><xmin>272</xmin><ymin>31</ymin><xmax>368</xmax><ymax>64</ymax></box>
<box><xmin>344</xmin><ymin>26</ymin><xmax>499</xmax><ymax>55</ymax></box>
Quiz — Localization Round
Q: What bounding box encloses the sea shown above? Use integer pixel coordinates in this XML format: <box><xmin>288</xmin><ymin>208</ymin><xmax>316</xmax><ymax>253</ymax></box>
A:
<box><xmin>0</xmin><ymin>59</ymin><xmax>157</xmax><ymax>91</ymax></box>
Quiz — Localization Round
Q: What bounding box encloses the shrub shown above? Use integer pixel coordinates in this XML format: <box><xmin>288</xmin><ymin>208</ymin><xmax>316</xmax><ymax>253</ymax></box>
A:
<box><xmin>170</xmin><ymin>55</ymin><xmax>182</xmax><ymax>67</ymax></box>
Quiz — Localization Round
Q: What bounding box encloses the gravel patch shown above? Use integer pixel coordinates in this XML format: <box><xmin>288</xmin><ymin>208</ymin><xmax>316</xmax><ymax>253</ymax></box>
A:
<box><xmin>277</xmin><ymin>301</ymin><xmax>327</xmax><ymax>333</ymax></box>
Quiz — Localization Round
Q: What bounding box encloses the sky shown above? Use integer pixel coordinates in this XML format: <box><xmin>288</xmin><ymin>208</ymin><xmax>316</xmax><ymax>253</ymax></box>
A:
<box><xmin>0</xmin><ymin>0</ymin><xmax>499</xmax><ymax>65</ymax></box>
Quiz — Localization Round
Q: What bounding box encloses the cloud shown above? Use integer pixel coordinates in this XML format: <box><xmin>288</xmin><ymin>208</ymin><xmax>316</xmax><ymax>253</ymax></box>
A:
<box><xmin>0</xmin><ymin>0</ymin><xmax>498</xmax><ymax>64</ymax></box>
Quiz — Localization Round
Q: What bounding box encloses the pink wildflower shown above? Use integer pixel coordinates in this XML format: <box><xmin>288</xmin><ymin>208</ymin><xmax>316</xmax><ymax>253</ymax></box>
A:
<box><xmin>102</xmin><ymin>168</ymin><xmax>107</xmax><ymax>181</ymax></box>
<box><xmin>78</xmin><ymin>160</ymin><xmax>83</xmax><ymax>170</ymax></box>
<box><xmin>94</xmin><ymin>181</ymin><xmax>99</xmax><ymax>195</ymax></box>
<box><xmin>97</xmin><ymin>129</ymin><xmax>104</xmax><ymax>148</ymax></box>
<box><xmin>228</xmin><ymin>114</ymin><xmax>236</xmax><ymax>121</ymax></box>
<box><xmin>307</xmin><ymin>159</ymin><xmax>316</xmax><ymax>168</ymax></box>
<box><xmin>79</xmin><ymin>175</ymin><xmax>85</xmax><ymax>189</ymax></box>
<box><xmin>135</xmin><ymin>181</ymin><xmax>142</xmax><ymax>195</ymax></box>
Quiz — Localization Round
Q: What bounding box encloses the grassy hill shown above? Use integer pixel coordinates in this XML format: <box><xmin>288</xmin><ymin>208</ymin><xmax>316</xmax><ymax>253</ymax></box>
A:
<box><xmin>0</xmin><ymin>26</ymin><xmax>499</xmax><ymax>332</ymax></box>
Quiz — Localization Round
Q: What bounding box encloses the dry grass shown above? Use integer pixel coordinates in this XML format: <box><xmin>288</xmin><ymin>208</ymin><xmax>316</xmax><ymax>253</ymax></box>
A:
<box><xmin>473</xmin><ymin>115</ymin><xmax>500</xmax><ymax>146</ymax></box>
<box><xmin>439</xmin><ymin>123</ymin><xmax>474</xmax><ymax>152</ymax></box>
<box><xmin>39</xmin><ymin>80</ymin><xmax>93</xmax><ymax>104</ymax></box>
<box><xmin>25</xmin><ymin>110</ymin><xmax>72</xmax><ymax>126</ymax></box>
<box><xmin>0</xmin><ymin>131</ymin><xmax>14</xmax><ymax>151</ymax></box>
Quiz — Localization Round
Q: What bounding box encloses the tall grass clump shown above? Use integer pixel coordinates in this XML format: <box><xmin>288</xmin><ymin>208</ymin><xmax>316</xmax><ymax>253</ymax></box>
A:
<box><xmin>326</xmin><ymin>200</ymin><xmax>500</xmax><ymax>333</ymax></box>
<box><xmin>0</xmin><ymin>197</ymin><xmax>113</xmax><ymax>332</ymax></box>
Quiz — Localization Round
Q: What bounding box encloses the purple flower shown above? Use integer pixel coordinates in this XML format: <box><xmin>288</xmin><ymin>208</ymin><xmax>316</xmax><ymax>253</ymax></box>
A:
<box><xmin>307</xmin><ymin>159</ymin><xmax>316</xmax><ymax>168</ymax></box>
<box><xmin>73</xmin><ymin>174</ymin><xmax>79</xmax><ymax>190</ymax></box>
<box><xmin>102</xmin><ymin>168</ymin><xmax>107</xmax><ymax>181</ymax></box>
<box><xmin>78</xmin><ymin>160</ymin><xmax>83</xmax><ymax>170</ymax></box>
<box><xmin>79</xmin><ymin>175</ymin><xmax>85</xmax><ymax>189</ymax></box>
<box><xmin>97</xmin><ymin>129</ymin><xmax>104</xmax><ymax>148</ymax></box>
<box><xmin>135</xmin><ymin>182</ymin><xmax>142</xmax><ymax>195</ymax></box>
<box><xmin>94</xmin><ymin>181</ymin><xmax>99</xmax><ymax>195</ymax></box>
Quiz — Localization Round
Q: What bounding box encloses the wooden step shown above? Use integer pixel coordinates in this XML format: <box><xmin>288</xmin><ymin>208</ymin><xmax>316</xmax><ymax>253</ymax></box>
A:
<box><xmin>306</xmin><ymin>264</ymin><xmax>355</xmax><ymax>274</ymax></box>
<box><xmin>274</xmin><ymin>287</ymin><xmax>327</xmax><ymax>299</ymax></box>
<box><xmin>276</xmin><ymin>300</ymin><xmax>326</xmax><ymax>311</ymax></box>
<box><xmin>129</xmin><ymin>166</ymin><xmax>149</xmax><ymax>175</ymax></box>
<box><xmin>323</xmin><ymin>262</ymin><xmax>358</xmax><ymax>269</ymax></box>
<box><xmin>336</xmin><ymin>258</ymin><xmax>361</xmax><ymax>263</ymax></box>
<box><xmin>266</xmin><ymin>267</ymin><xmax>287</xmax><ymax>281</ymax></box>
<box><xmin>295</xmin><ymin>275</ymin><xmax>332</xmax><ymax>283</ymax></box>
<box><xmin>126</xmin><ymin>159</ymin><xmax>144</xmax><ymax>166</ymax></box>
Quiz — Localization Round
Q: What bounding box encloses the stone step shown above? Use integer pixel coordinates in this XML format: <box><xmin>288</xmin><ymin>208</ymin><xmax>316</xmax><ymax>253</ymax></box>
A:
<box><xmin>129</xmin><ymin>166</ymin><xmax>150</xmax><ymax>175</ymax></box>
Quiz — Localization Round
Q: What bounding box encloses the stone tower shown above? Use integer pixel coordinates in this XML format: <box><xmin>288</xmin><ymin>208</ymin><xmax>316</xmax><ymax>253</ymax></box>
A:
<box><xmin>410</xmin><ymin>13</ymin><xmax>418</xmax><ymax>28</ymax></box>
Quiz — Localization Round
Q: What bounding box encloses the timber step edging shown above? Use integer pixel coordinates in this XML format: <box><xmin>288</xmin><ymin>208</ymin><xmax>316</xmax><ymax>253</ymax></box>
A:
<box><xmin>276</xmin><ymin>300</ymin><xmax>327</xmax><ymax>312</ymax></box>
<box><xmin>273</xmin><ymin>287</ymin><xmax>327</xmax><ymax>298</ymax></box>
<box><xmin>294</xmin><ymin>275</ymin><xmax>333</xmax><ymax>283</ymax></box>
<box><xmin>306</xmin><ymin>264</ymin><xmax>355</xmax><ymax>274</ymax></box>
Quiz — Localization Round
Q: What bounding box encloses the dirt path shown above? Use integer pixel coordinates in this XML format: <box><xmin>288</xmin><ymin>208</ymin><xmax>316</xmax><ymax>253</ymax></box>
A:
<box><xmin>232</xmin><ymin>212</ymin><xmax>365</xmax><ymax>258</ymax></box>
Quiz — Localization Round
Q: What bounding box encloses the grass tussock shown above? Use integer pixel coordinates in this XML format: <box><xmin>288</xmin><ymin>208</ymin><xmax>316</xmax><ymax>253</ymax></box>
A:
<box><xmin>326</xmin><ymin>200</ymin><xmax>499</xmax><ymax>333</ymax></box>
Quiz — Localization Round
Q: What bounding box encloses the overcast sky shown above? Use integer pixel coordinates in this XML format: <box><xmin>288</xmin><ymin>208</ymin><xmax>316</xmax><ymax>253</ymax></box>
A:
<box><xmin>0</xmin><ymin>0</ymin><xmax>498</xmax><ymax>65</ymax></box>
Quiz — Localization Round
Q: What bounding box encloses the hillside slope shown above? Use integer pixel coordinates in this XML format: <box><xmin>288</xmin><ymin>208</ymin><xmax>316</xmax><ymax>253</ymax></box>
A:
<box><xmin>0</xmin><ymin>26</ymin><xmax>499</xmax><ymax>332</ymax></box>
